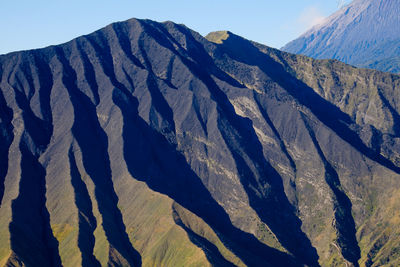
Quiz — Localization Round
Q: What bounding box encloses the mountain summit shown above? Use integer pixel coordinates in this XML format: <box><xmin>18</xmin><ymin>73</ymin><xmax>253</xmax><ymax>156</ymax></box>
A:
<box><xmin>0</xmin><ymin>18</ymin><xmax>400</xmax><ymax>266</ymax></box>
<box><xmin>282</xmin><ymin>0</ymin><xmax>400</xmax><ymax>73</ymax></box>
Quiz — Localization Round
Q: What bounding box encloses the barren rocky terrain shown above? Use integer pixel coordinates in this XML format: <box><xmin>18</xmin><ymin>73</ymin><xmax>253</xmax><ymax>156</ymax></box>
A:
<box><xmin>0</xmin><ymin>18</ymin><xmax>400</xmax><ymax>266</ymax></box>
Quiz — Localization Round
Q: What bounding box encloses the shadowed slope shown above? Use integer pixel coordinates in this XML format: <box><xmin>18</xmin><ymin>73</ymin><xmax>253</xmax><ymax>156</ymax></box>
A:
<box><xmin>112</xmin><ymin>84</ymin><xmax>299</xmax><ymax>267</ymax></box>
<box><xmin>7</xmin><ymin>141</ymin><xmax>62</xmax><ymax>267</ymax></box>
<box><xmin>1</xmin><ymin>17</ymin><xmax>400</xmax><ymax>267</ymax></box>
<box><xmin>213</xmin><ymin>33</ymin><xmax>400</xmax><ymax>175</ymax></box>
<box><xmin>81</xmin><ymin>21</ymin><xmax>300</xmax><ymax>265</ymax></box>
<box><xmin>0</xmin><ymin>88</ymin><xmax>13</xmax><ymax>207</ymax></box>
<box><xmin>69</xmin><ymin>148</ymin><xmax>101</xmax><ymax>267</ymax></box>
<box><xmin>55</xmin><ymin>46</ymin><xmax>142</xmax><ymax>267</ymax></box>
<box><xmin>137</xmin><ymin>22</ymin><xmax>319</xmax><ymax>266</ymax></box>
<box><xmin>172</xmin><ymin>204</ymin><xmax>237</xmax><ymax>267</ymax></box>
<box><xmin>301</xmin><ymin>115</ymin><xmax>361</xmax><ymax>266</ymax></box>
<box><xmin>4</xmin><ymin>50</ymin><xmax>61</xmax><ymax>266</ymax></box>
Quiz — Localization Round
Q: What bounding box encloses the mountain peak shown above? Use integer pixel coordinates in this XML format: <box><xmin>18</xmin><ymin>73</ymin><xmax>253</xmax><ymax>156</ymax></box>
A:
<box><xmin>205</xmin><ymin>30</ymin><xmax>233</xmax><ymax>44</ymax></box>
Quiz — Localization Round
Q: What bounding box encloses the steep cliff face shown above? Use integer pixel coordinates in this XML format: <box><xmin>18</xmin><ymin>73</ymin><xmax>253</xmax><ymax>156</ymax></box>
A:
<box><xmin>282</xmin><ymin>0</ymin><xmax>400</xmax><ymax>74</ymax></box>
<box><xmin>0</xmin><ymin>18</ymin><xmax>400</xmax><ymax>267</ymax></box>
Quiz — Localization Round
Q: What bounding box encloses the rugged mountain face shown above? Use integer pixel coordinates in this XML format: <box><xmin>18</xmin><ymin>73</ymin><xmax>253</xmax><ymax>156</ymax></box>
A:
<box><xmin>0</xmin><ymin>18</ymin><xmax>400</xmax><ymax>267</ymax></box>
<box><xmin>282</xmin><ymin>0</ymin><xmax>400</xmax><ymax>73</ymax></box>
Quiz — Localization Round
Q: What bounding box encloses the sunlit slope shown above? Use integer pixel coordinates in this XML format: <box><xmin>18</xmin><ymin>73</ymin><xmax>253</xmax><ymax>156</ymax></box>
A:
<box><xmin>0</xmin><ymin>18</ymin><xmax>399</xmax><ymax>266</ymax></box>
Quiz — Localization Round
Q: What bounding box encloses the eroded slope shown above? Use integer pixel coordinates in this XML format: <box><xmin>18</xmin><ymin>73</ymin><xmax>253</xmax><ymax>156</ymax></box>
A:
<box><xmin>0</xmin><ymin>18</ymin><xmax>399</xmax><ymax>267</ymax></box>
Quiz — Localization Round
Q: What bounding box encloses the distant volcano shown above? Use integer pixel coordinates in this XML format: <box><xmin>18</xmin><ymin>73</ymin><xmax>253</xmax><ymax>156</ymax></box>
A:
<box><xmin>283</xmin><ymin>0</ymin><xmax>400</xmax><ymax>73</ymax></box>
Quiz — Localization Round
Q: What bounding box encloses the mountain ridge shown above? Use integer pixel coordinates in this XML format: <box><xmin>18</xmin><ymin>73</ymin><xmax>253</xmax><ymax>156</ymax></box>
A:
<box><xmin>0</xmin><ymin>17</ymin><xmax>400</xmax><ymax>266</ymax></box>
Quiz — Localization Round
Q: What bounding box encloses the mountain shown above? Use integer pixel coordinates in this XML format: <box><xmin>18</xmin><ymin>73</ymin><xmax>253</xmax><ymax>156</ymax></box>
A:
<box><xmin>282</xmin><ymin>0</ymin><xmax>400</xmax><ymax>73</ymax></box>
<box><xmin>0</xmin><ymin>18</ymin><xmax>400</xmax><ymax>267</ymax></box>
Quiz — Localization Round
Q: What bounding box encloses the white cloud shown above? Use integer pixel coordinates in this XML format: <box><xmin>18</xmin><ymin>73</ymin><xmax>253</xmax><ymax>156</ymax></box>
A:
<box><xmin>297</xmin><ymin>6</ymin><xmax>326</xmax><ymax>30</ymax></box>
<box><xmin>279</xmin><ymin>5</ymin><xmax>328</xmax><ymax>47</ymax></box>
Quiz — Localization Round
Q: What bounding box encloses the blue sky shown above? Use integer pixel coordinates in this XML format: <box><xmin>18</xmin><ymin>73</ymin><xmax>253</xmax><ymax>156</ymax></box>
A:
<box><xmin>0</xmin><ymin>0</ymin><xmax>345</xmax><ymax>55</ymax></box>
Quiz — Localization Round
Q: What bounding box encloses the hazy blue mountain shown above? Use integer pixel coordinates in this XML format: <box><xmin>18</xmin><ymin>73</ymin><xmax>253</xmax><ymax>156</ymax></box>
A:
<box><xmin>282</xmin><ymin>0</ymin><xmax>400</xmax><ymax>73</ymax></box>
<box><xmin>1</xmin><ymin>18</ymin><xmax>400</xmax><ymax>267</ymax></box>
